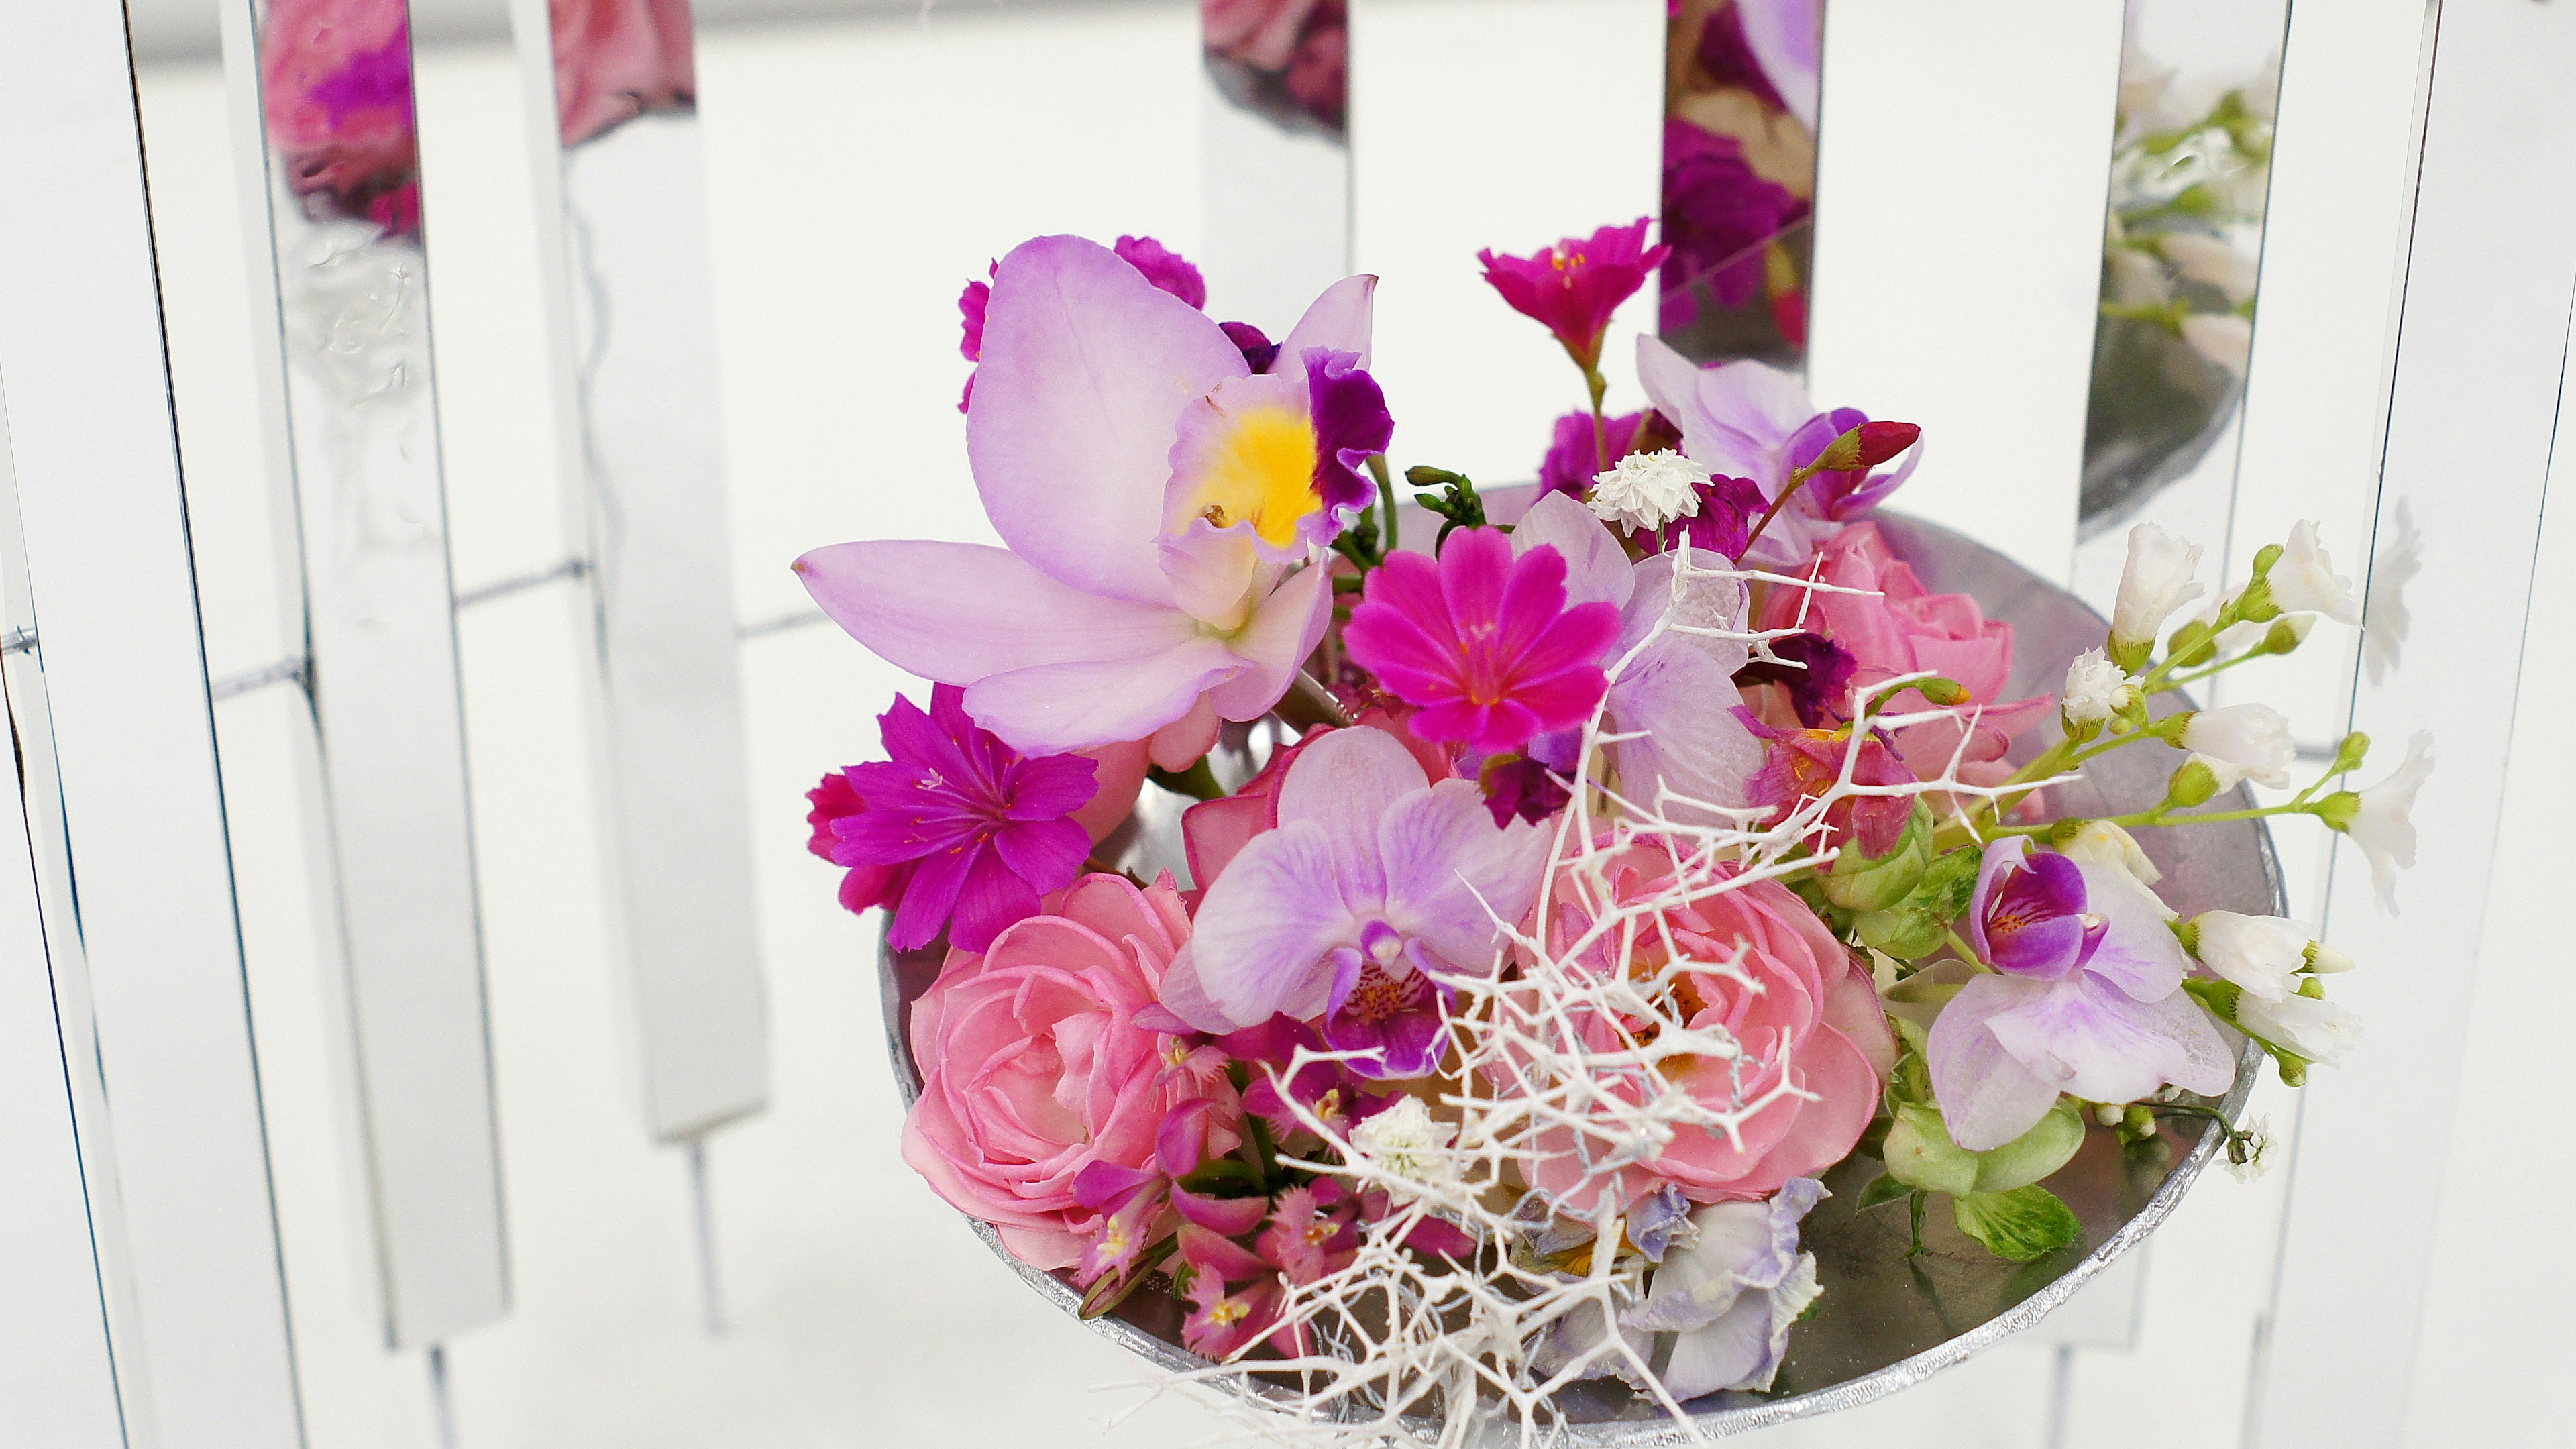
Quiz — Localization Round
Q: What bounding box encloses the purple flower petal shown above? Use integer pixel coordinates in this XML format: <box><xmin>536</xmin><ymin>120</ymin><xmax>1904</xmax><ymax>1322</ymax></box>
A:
<box><xmin>1273</xmin><ymin>273</ymin><xmax>1377</xmax><ymax>371</ymax></box>
<box><xmin>1925</xmin><ymin>973</ymin><xmax>2064</xmax><ymax>1151</ymax></box>
<box><xmin>887</xmin><ymin>840</ymin><xmax>977</xmax><ymax>953</ymax></box>
<box><xmin>1112</xmin><ymin>234</ymin><xmax>1208</xmax><ymax>309</ymax></box>
<box><xmin>945</xmin><ymin>848</ymin><xmax>1042</xmax><ymax>953</ymax></box>
<box><xmin>1302</xmin><ymin>348</ymin><xmax>1391</xmax><ymax>541</ymax></box>
<box><xmin>1187</xmin><ymin>819</ymin><xmax>1356</xmax><ymax>1028</ymax></box>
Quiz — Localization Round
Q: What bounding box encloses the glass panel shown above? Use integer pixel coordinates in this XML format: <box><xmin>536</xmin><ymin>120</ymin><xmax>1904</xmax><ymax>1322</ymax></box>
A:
<box><xmin>1658</xmin><ymin>0</ymin><xmax>1820</xmax><ymax>367</ymax></box>
<box><xmin>1199</xmin><ymin>0</ymin><xmax>1352</xmax><ymax>323</ymax></box>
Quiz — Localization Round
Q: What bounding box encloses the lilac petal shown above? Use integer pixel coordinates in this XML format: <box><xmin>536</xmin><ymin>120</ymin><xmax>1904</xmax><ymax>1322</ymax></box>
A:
<box><xmin>1658</xmin><ymin>1291</ymin><xmax>1784</xmax><ymax>1401</ymax></box>
<box><xmin>969</xmin><ymin>235</ymin><xmax>1248</xmax><ymax>603</ymax></box>
<box><xmin>1926</xmin><ymin>973</ymin><xmax>2064</xmax><ymax>1152</ymax></box>
<box><xmin>1187</xmin><ymin>819</ymin><xmax>1354</xmax><ymax>1028</ymax></box>
<box><xmin>1275</xmin><ymin>728</ymin><xmax>1428</xmax><ymax>905</ymax></box>
<box><xmin>991</xmin><ymin>817</ymin><xmax>1090</xmax><ymax>896</ymax></box>
<box><xmin>947</xmin><ymin>848</ymin><xmax>1042</xmax><ymax>953</ymax></box>
<box><xmin>2071</xmin><ymin>858</ymin><xmax>2190</xmax><ymax>1002</ymax></box>
<box><xmin>1606</xmin><ymin>637</ymin><xmax>1763</xmax><ymax>823</ymax></box>
<box><xmin>1273</xmin><ymin>274</ymin><xmax>1377</xmax><ymax>371</ymax></box>
<box><xmin>1510</xmin><ymin>492</ymin><xmax>1635</xmax><ymax>610</ymax></box>
<box><xmin>1984</xmin><ymin>973</ymin><xmax>2199</xmax><ymax>1107</ymax></box>
<box><xmin>1736</xmin><ymin>0</ymin><xmax>1823</xmax><ymax>129</ymax></box>
<box><xmin>1376</xmin><ymin>780</ymin><xmax>1549</xmax><ymax>975</ymax></box>
<box><xmin>1633</xmin><ymin>335</ymin><xmax>1707</xmax><ymax>443</ymax></box>
<box><xmin>961</xmin><ymin>637</ymin><xmax>1242</xmax><ymax>757</ymax></box>
<box><xmin>1207</xmin><ymin>560</ymin><xmax>1335</xmax><ymax>722</ymax></box>
<box><xmin>1156</xmin><ymin>519</ymin><xmax>1264</xmax><ymax>631</ymax></box>
<box><xmin>1155</xmin><ymin>947</ymin><xmax>1250</xmax><ymax>1034</ymax></box>
<box><xmin>795</xmin><ymin>539</ymin><xmax>1195</xmax><ymax>684</ymax></box>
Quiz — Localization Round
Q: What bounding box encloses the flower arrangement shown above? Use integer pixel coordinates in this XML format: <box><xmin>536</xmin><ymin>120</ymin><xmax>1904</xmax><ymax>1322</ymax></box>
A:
<box><xmin>798</xmin><ymin>220</ymin><xmax>2420</xmax><ymax>1439</ymax></box>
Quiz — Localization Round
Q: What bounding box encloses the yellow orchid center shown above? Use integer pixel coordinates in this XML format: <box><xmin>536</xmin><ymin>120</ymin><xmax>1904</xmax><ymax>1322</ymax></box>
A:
<box><xmin>1177</xmin><ymin>402</ymin><xmax>1319</xmax><ymax>551</ymax></box>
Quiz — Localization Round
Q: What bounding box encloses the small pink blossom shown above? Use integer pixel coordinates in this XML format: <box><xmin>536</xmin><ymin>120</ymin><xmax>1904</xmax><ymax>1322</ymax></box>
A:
<box><xmin>1342</xmin><ymin>529</ymin><xmax>1622</xmax><ymax>756</ymax></box>
<box><xmin>1479</xmin><ymin>219</ymin><xmax>1671</xmax><ymax>371</ymax></box>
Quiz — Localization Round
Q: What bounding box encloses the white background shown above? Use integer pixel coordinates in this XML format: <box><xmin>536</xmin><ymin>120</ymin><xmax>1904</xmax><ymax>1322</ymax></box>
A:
<box><xmin>72</xmin><ymin>0</ymin><xmax>2573</xmax><ymax>1444</ymax></box>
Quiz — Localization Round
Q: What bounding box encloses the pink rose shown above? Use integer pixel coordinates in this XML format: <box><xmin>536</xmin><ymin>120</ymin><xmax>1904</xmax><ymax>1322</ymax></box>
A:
<box><xmin>1756</xmin><ymin>520</ymin><xmax>2051</xmax><ymax>786</ymax></box>
<box><xmin>1519</xmin><ymin>842</ymin><xmax>1895</xmax><ymax>1212</ymax></box>
<box><xmin>902</xmin><ymin>873</ymin><xmax>1216</xmax><ymax>1270</ymax></box>
<box><xmin>1202</xmin><ymin>0</ymin><xmax>1321</xmax><ymax>72</ymax></box>
<box><xmin>549</xmin><ymin>0</ymin><xmax>696</xmax><ymax>148</ymax></box>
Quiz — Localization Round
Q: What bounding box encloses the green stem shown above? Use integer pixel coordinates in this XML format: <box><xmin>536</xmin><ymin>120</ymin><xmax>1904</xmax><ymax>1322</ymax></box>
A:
<box><xmin>1147</xmin><ymin>758</ymin><xmax>1224</xmax><ymax>802</ymax></box>
<box><xmin>1587</xmin><ymin>367</ymin><xmax>1611</xmax><ymax>475</ymax></box>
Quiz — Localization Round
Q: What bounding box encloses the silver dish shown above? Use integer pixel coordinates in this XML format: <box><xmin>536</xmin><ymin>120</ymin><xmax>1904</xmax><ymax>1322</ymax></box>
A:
<box><xmin>878</xmin><ymin>512</ymin><xmax>2273</xmax><ymax>1439</ymax></box>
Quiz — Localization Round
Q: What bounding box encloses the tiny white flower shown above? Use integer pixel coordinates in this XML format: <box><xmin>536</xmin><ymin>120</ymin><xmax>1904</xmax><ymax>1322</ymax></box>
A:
<box><xmin>2268</xmin><ymin>521</ymin><xmax>2362</xmax><ymax>624</ymax></box>
<box><xmin>2180</xmin><ymin>312</ymin><xmax>2253</xmax><ymax>376</ymax></box>
<box><xmin>1587</xmin><ymin>449</ymin><xmax>1708</xmax><ymax>535</ymax></box>
<box><xmin>2060</xmin><ymin>647</ymin><xmax>2137</xmax><ymax>727</ymax></box>
<box><xmin>2110</xmin><ymin>522</ymin><xmax>2205</xmax><ymax>653</ymax></box>
<box><xmin>2180</xmin><ymin>703</ymin><xmax>2296</xmax><ymax>789</ymax></box>
<box><xmin>2159</xmin><ymin>231</ymin><xmax>2260</xmax><ymax>305</ymax></box>
<box><xmin>2235</xmin><ymin>991</ymin><xmax>2362</xmax><ymax>1067</ymax></box>
<box><xmin>1348</xmin><ymin>1095</ymin><xmax>1460</xmax><ymax>1202</ymax></box>
<box><xmin>2224</xmin><ymin>1114</ymin><xmax>2277</xmax><ymax>1183</ymax></box>
<box><xmin>2348</xmin><ymin>731</ymin><xmax>2434</xmax><ymax>913</ymax></box>
<box><xmin>2192</xmin><ymin>911</ymin><xmax>2312</xmax><ymax>1002</ymax></box>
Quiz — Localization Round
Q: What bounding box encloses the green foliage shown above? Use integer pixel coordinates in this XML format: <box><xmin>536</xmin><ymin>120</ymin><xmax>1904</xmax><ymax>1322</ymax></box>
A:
<box><xmin>1951</xmin><ymin>1185</ymin><xmax>2083</xmax><ymax>1262</ymax></box>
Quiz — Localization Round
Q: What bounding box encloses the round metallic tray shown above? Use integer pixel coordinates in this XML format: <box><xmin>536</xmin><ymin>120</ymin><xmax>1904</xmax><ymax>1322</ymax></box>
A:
<box><xmin>878</xmin><ymin>511</ymin><xmax>2273</xmax><ymax>1440</ymax></box>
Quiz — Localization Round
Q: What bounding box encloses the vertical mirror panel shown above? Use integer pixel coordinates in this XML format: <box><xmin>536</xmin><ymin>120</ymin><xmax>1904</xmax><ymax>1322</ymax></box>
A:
<box><xmin>1658</xmin><ymin>0</ymin><xmax>1819</xmax><ymax>368</ymax></box>
<box><xmin>224</xmin><ymin>0</ymin><xmax>509</xmax><ymax>1351</ymax></box>
<box><xmin>2072</xmin><ymin>0</ymin><xmax>2288</xmax><ymax>585</ymax></box>
<box><xmin>1199</xmin><ymin>0</ymin><xmax>1351</xmax><ymax>323</ymax></box>
<box><xmin>511</xmin><ymin>0</ymin><xmax>769</xmax><ymax>1146</ymax></box>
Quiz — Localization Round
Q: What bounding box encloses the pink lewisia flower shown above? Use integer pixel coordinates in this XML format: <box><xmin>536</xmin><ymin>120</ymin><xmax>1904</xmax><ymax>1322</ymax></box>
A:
<box><xmin>805</xmin><ymin>768</ymin><xmax>911</xmax><ymax>916</ymax></box>
<box><xmin>1479</xmin><ymin>219</ymin><xmax>1672</xmax><ymax>371</ymax></box>
<box><xmin>829</xmin><ymin>684</ymin><xmax>1097</xmax><ymax>952</ymax></box>
<box><xmin>801</xmin><ymin>236</ymin><xmax>1386</xmax><ymax>764</ymax></box>
<box><xmin>1343</xmin><ymin>529</ymin><xmax>1622</xmax><ymax>757</ymax></box>
<box><xmin>1928</xmin><ymin>839</ymin><xmax>2236</xmax><ymax>1150</ymax></box>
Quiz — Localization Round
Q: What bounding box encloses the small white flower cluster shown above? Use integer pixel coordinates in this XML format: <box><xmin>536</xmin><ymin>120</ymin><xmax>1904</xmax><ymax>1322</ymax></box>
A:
<box><xmin>1587</xmin><ymin>449</ymin><xmax>1708</xmax><ymax>534</ymax></box>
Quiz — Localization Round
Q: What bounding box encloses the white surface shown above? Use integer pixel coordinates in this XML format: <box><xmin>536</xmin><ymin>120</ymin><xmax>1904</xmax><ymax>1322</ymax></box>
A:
<box><xmin>0</xmin><ymin>7</ymin><xmax>303</xmax><ymax>1447</ymax></box>
<box><xmin>1807</xmin><ymin>0</ymin><xmax>2125</xmax><ymax>585</ymax></box>
<box><xmin>92</xmin><ymin>3</ymin><xmax>2576</xmax><ymax>1446</ymax></box>
<box><xmin>1199</xmin><ymin>74</ymin><xmax>1350</xmax><ymax>333</ymax></box>
<box><xmin>1349</xmin><ymin>0</ymin><xmax>1667</xmax><ymax>488</ymax></box>
<box><xmin>2256</xmin><ymin>3</ymin><xmax>2576</xmax><ymax>1441</ymax></box>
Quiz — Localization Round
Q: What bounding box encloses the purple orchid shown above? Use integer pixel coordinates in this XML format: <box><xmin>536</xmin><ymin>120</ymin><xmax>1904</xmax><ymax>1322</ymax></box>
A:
<box><xmin>1633</xmin><ymin>339</ymin><xmax>1923</xmax><ymax>568</ymax></box>
<box><xmin>1929</xmin><ymin>839</ymin><xmax>2236</xmax><ymax>1150</ymax></box>
<box><xmin>826</xmin><ymin>684</ymin><xmax>1098</xmax><ymax>953</ymax></box>
<box><xmin>1159</xmin><ymin>729</ymin><xmax>1550</xmax><ymax>1079</ymax></box>
<box><xmin>956</xmin><ymin>234</ymin><xmax>1209</xmax><ymax>409</ymax></box>
<box><xmin>1506</xmin><ymin>492</ymin><xmax>1768</xmax><ymax>824</ymax></box>
<box><xmin>800</xmin><ymin>236</ymin><xmax>1388</xmax><ymax>765</ymax></box>
<box><xmin>1342</xmin><ymin>529</ymin><xmax>1623</xmax><ymax>757</ymax></box>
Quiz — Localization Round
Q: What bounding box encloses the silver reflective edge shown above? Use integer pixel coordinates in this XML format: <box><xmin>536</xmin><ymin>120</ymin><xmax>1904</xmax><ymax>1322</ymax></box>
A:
<box><xmin>218</xmin><ymin>0</ymin><xmax>508</xmax><ymax>1351</ymax></box>
<box><xmin>876</xmin><ymin>514</ymin><xmax>2272</xmax><ymax>1439</ymax></box>
<box><xmin>508</xmin><ymin>0</ymin><xmax>769</xmax><ymax>1143</ymax></box>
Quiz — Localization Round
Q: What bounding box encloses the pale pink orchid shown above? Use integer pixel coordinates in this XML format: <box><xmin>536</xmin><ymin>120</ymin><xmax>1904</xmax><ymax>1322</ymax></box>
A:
<box><xmin>796</xmin><ymin>235</ymin><xmax>1385</xmax><ymax>765</ymax></box>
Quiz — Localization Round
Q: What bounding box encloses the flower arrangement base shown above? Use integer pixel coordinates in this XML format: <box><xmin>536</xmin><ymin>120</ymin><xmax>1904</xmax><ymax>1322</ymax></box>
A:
<box><xmin>878</xmin><ymin>513</ymin><xmax>2273</xmax><ymax>1440</ymax></box>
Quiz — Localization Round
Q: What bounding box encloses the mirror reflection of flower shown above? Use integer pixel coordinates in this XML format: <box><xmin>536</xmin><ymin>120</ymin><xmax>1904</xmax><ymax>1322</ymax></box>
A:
<box><xmin>260</xmin><ymin>0</ymin><xmax>423</xmax><ymax>238</ymax></box>
<box><xmin>548</xmin><ymin>0</ymin><xmax>698</xmax><ymax>147</ymax></box>
<box><xmin>1659</xmin><ymin>0</ymin><xmax>1819</xmax><ymax>362</ymax></box>
<box><xmin>1202</xmin><ymin>0</ymin><xmax>1349</xmax><ymax>134</ymax></box>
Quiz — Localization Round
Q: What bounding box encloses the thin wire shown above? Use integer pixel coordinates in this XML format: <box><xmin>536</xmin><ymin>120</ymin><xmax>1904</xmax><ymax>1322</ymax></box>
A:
<box><xmin>688</xmin><ymin>1138</ymin><xmax>725</xmax><ymax>1337</ymax></box>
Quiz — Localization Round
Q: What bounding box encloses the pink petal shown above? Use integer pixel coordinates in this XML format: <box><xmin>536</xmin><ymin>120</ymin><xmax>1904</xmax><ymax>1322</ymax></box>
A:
<box><xmin>1275</xmin><ymin>727</ymin><xmax>1426</xmax><ymax>888</ymax></box>
<box><xmin>969</xmin><ymin>235</ymin><xmax>1246</xmax><ymax>604</ymax></box>
<box><xmin>1187</xmin><ymin>821</ymin><xmax>1354</xmax><ymax>1037</ymax></box>
<box><xmin>795</xmin><ymin>539</ymin><xmax>1197</xmax><ymax>686</ymax></box>
<box><xmin>1149</xmin><ymin>694</ymin><xmax>1222</xmax><ymax>771</ymax></box>
<box><xmin>1510</xmin><ymin>492</ymin><xmax>1635</xmax><ymax>610</ymax></box>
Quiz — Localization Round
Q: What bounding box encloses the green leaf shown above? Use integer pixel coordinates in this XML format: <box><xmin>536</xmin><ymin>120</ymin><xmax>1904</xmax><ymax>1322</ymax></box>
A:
<box><xmin>1882</xmin><ymin>1104</ymin><xmax>1980</xmax><ymax>1196</ymax></box>
<box><xmin>1856</xmin><ymin>1173</ymin><xmax>1914</xmax><ymax>1211</ymax></box>
<box><xmin>1952</xmin><ymin>1185</ymin><xmax>2083</xmax><ymax>1262</ymax></box>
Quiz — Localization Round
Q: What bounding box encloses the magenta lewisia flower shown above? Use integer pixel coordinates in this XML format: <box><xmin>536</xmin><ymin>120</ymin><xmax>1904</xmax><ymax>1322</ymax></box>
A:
<box><xmin>1538</xmin><ymin>409</ymin><xmax>1644</xmax><ymax>498</ymax></box>
<box><xmin>806</xmin><ymin>768</ymin><xmax>910</xmax><ymax>916</ymax></box>
<box><xmin>1343</xmin><ymin>529</ymin><xmax>1622</xmax><ymax>756</ymax></box>
<box><xmin>1479</xmin><ymin>219</ymin><xmax>1671</xmax><ymax>370</ymax></box>
<box><xmin>827</xmin><ymin>684</ymin><xmax>1097</xmax><ymax>952</ymax></box>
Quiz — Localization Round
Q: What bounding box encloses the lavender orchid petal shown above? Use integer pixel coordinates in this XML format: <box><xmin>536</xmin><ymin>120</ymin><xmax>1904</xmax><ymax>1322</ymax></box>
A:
<box><xmin>1926</xmin><ymin>973</ymin><xmax>2066</xmax><ymax>1152</ymax></box>
<box><xmin>1984</xmin><ymin>973</ymin><xmax>2201</xmax><ymax>1107</ymax></box>
<box><xmin>1634</xmin><ymin>334</ymin><xmax>1705</xmax><ymax>440</ymax></box>
<box><xmin>1510</xmin><ymin>491</ymin><xmax>1637</xmax><ymax>611</ymax></box>
<box><xmin>1273</xmin><ymin>273</ymin><xmax>1378</xmax><ymax>371</ymax></box>
<box><xmin>1187</xmin><ymin>819</ymin><xmax>1354</xmax><ymax>1028</ymax></box>
<box><xmin>795</xmin><ymin>540</ymin><xmax>1200</xmax><ymax>685</ymax></box>
<box><xmin>1275</xmin><ymin>728</ymin><xmax>1427</xmax><ymax>907</ymax></box>
<box><xmin>961</xmin><ymin>639</ymin><xmax>1243</xmax><ymax>757</ymax></box>
<box><xmin>1206</xmin><ymin>560</ymin><xmax>1336</xmax><ymax>722</ymax></box>
<box><xmin>969</xmin><ymin>235</ymin><xmax>1247</xmax><ymax>603</ymax></box>
<box><xmin>1374</xmin><ymin>779</ymin><xmax>1549</xmax><ymax>973</ymax></box>
<box><xmin>2070</xmin><ymin>858</ymin><xmax>2192</xmax><ymax>1003</ymax></box>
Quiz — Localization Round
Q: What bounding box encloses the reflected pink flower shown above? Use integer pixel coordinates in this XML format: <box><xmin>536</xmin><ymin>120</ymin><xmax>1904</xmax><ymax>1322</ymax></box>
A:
<box><xmin>260</xmin><ymin>1</ymin><xmax>420</xmax><ymax>233</ymax></box>
<box><xmin>1479</xmin><ymin>219</ymin><xmax>1671</xmax><ymax>371</ymax></box>
<box><xmin>549</xmin><ymin>0</ymin><xmax>696</xmax><ymax>148</ymax></box>
<box><xmin>1343</xmin><ymin>529</ymin><xmax>1622</xmax><ymax>756</ymax></box>
<box><xmin>1203</xmin><ymin>0</ymin><xmax>1320</xmax><ymax>70</ymax></box>
<box><xmin>1658</xmin><ymin>123</ymin><xmax>1807</xmax><ymax>328</ymax></box>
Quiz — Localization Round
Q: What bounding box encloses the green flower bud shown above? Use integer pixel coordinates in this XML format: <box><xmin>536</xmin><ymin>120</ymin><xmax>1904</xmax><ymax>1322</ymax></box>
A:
<box><xmin>2314</xmin><ymin>790</ymin><xmax>2361</xmax><ymax>830</ymax></box>
<box><xmin>2297</xmin><ymin>976</ymin><xmax>2326</xmax><ymax>1000</ymax></box>
<box><xmin>2330</xmin><ymin>731</ymin><xmax>2371</xmax><ymax>775</ymax></box>
<box><xmin>1976</xmin><ymin>1101</ymin><xmax>2087</xmax><ymax>1193</ymax></box>
<box><xmin>2249</xmin><ymin>542</ymin><xmax>2284</xmax><ymax>579</ymax></box>
<box><xmin>2165</xmin><ymin>757</ymin><xmax>2222</xmax><ymax>808</ymax></box>
<box><xmin>2118</xmin><ymin>1103</ymin><xmax>2159</xmax><ymax>1144</ymax></box>
<box><xmin>1823</xmin><ymin>802</ymin><xmax>1935</xmax><ymax>912</ymax></box>
<box><xmin>1853</xmin><ymin>844</ymin><xmax>1981</xmax><ymax>959</ymax></box>
<box><xmin>2233</xmin><ymin>577</ymin><xmax>2281</xmax><ymax>623</ymax></box>
<box><xmin>2259</xmin><ymin>617</ymin><xmax>2308</xmax><ymax>655</ymax></box>
<box><xmin>1915</xmin><ymin>677</ymin><xmax>1971</xmax><ymax>707</ymax></box>
<box><xmin>1882</xmin><ymin>1103</ymin><xmax>1980</xmax><ymax>1196</ymax></box>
